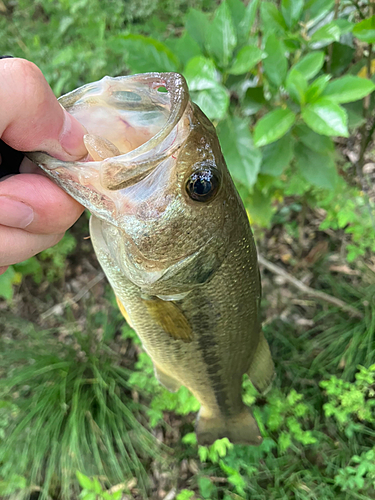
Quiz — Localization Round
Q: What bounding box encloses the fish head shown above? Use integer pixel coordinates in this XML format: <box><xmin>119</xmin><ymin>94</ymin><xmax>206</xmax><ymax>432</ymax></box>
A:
<box><xmin>28</xmin><ymin>73</ymin><xmax>240</xmax><ymax>296</ymax></box>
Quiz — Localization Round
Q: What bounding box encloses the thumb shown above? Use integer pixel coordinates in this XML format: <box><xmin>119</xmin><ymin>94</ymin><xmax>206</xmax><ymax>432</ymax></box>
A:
<box><xmin>0</xmin><ymin>58</ymin><xmax>87</xmax><ymax>161</ymax></box>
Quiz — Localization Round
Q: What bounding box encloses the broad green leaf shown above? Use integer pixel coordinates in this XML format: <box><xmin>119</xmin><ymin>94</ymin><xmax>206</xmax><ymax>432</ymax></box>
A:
<box><xmin>254</xmin><ymin>108</ymin><xmax>296</xmax><ymax>147</ymax></box>
<box><xmin>260</xmin><ymin>133</ymin><xmax>294</xmax><ymax>175</ymax></box>
<box><xmin>330</xmin><ymin>42</ymin><xmax>355</xmax><ymax>76</ymax></box>
<box><xmin>286</xmin><ymin>69</ymin><xmax>307</xmax><ymax>105</ymax></box>
<box><xmin>344</xmin><ymin>101</ymin><xmax>366</xmax><ymax>130</ymax></box>
<box><xmin>294</xmin><ymin>124</ymin><xmax>334</xmax><ymax>153</ymax></box>
<box><xmin>217</xmin><ymin>116</ymin><xmax>262</xmax><ymax>187</ymax></box>
<box><xmin>185</xmin><ymin>9</ymin><xmax>209</xmax><ymax>50</ymax></box>
<box><xmin>238</xmin><ymin>0</ymin><xmax>260</xmax><ymax>43</ymax></box>
<box><xmin>246</xmin><ymin>187</ymin><xmax>274</xmax><ymax>226</ymax></box>
<box><xmin>171</xmin><ymin>33</ymin><xmax>202</xmax><ymax>66</ymax></box>
<box><xmin>191</xmin><ymin>85</ymin><xmax>230</xmax><ymax>120</ymax></box>
<box><xmin>0</xmin><ymin>266</ymin><xmax>17</xmax><ymax>301</ymax></box>
<box><xmin>309</xmin><ymin>21</ymin><xmax>341</xmax><ymax>48</ymax></box>
<box><xmin>76</xmin><ymin>471</ymin><xmax>93</xmax><ymax>490</ymax></box>
<box><xmin>228</xmin><ymin>45</ymin><xmax>264</xmax><ymax>75</ymax></box>
<box><xmin>206</xmin><ymin>1</ymin><xmax>237</xmax><ymax>68</ymax></box>
<box><xmin>260</xmin><ymin>2</ymin><xmax>287</xmax><ymax>35</ymax></box>
<box><xmin>305</xmin><ymin>74</ymin><xmax>331</xmax><ymax>103</ymax></box>
<box><xmin>293</xmin><ymin>51</ymin><xmax>325</xmax><ymax>80</ymax></box>
<box><xmin>303</xmin><ymin>0</ymin><xmax>335</xmax><ymax>23</ymax></box>
<box><xmin>335</xmin><ymin>19</ymin><xmax>354</xmax><ymax>34</ymax></box>
<box><xmin>184</xmin><ymin>56</ymin><xmax>219</xmax><ymax>91</ymax></box>
<box><xmin>322</xmin><ymin>75</ymin><xmax>375</xmax><ymax>103</ymax></box>
<box><xmin>227</xmin><ymin>0</ymin><xmax>246</xmax><ymax>40</ymax></box>
<box><xmin>263</xmin><ymin>34</ymin><xmax>288</xmax><ymax>87</ymax></box>
<box><xmin>295</xmin><ymin>143</ymin><xmax>338</xmax><ymax>189</ymax></box>
<box><xmin>116</xmin><ymin>34</ymin><xmax>179</xmax><ymax>73</ymax></box>
<box><xmin>302</xmin><ymin>98</ymin><xmax>348</xmax><ymax>137</ymax></box>
<box><xmin>281</xmin><ymin>0</ymin><xmax>304</xmax><ymax>29</ymax></box>
<box><xmin>242</xmin><ymin>86</ymin><xmax>266</xmax><ymax>115</ymax></box>
<box><xmin>353</xmin><ymin>15</ymin><xmax>375</xmax><ymax>44</ymax></box>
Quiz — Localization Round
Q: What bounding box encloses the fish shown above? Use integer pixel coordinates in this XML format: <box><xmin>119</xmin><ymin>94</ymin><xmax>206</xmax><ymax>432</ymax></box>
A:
<box><xmin>28</xmin><ymin>72</ymin><xmax>275</xmax><ymax>446</ymax></box>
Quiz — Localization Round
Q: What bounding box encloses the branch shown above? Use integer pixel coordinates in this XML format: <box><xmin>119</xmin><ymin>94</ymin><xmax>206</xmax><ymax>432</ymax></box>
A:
<box><xmin>258</xmin><ymin>255</ymin><xmax>364</xmax><ymax>319</ymax></box>
<box><xmin>41</xmin><ymin>272</ymin><xmax>105</xmax><ymax>320</ymax></box>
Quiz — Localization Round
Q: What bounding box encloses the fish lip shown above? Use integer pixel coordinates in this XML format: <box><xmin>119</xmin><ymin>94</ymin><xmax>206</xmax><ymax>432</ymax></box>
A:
<box><xmin>26</xmin><ymin>72</ymin><xmax>190</xmax><ymax>190</ymax></box>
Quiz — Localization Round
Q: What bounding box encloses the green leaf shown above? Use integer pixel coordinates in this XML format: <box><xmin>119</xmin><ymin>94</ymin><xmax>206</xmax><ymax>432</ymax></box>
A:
<box><xmin>206</xmin><ymin>1</ymin><xmax>237</xmax><ymax>68</ymax></box>
<box><xmin>353</xmin><ymin>15</ymin><xmax>375</xmax><ymax>44</ymax></box>
<box><xmin>309</xmin><ymin>21</ymin><xmax>341</xmax><ymax>47</ymax></box>
<box><xmin>0</xmin><ymin>266</ymin><xmax>17</xmax><ymax>301</ymax></box>
<box><xmin>238</xmin><ymin>0</ymin><xmax>260</xmax><ymax>43</ymax></box>
<box><xmin>171</xmin><ymin>33</ymin><xmax>202</xmax><ymax>66</ymax></box>
<box><xmin>227</xmin><ymin>0</ymin><xmax>246</xmax><ymax>41</ymax></box>
<box><xmin>260</xmin><ymin>133</ymin><xmax>294</xmax><ymax>176</ymax></box>
<box><xmin>184</xmin><ymin>56</ymin><xmax>219</xmax><ymax>91</ymax></box>
<box><xmin>254</xmin><ymin>108</ymin><xmax>296</xmax><ymax>147</ymax></box>
<box><xmin>294</xmin><ymin>124</ymin><xmax>334</xmax><ymax>153</ymax></box>
<box><xmin>295</xmin><ymin>143</ymin><xmax>338</xmax><ymax>189</ymax></box>
<box><xmin>303</xmin><ymin>0</ymin><xmax>335</xmax><ymax>23</ymax></box>
<box><xmin>263</xmin><ymin>34</ymin><xmax>288</xmax><ymax>87</ymax></box>
<box><xmin>302</xmin><ymin>98</ymin><xmax>348</xmax><ymax>137</ymax></box>
<box><xmin>185</xmin><ymin>9</ymin><xmax>209</xmax><ymax>50</ymax></box>
<box><xmin>217</xmin><ymin>116</ymin><xmax>262</xmax><ymax>187</ymax></box>
<box><xmin>281</xmin><ymin>0</ymin><xmax>304</xmax><ymax>29</ymax></box>
<box><xmin>191</xmin><ymin>85</ymin><xmax>230</xmax><ymax>120</ymax></box>
<box><xmin>330</xmin><ymin>42</ymin><xmax>355</xmax><ymax>76</ymax></box>
<box><xmin>293</xmin><ymin>51</ymin><xmax>325</xmax><ymax>80</ymax></box>
<box><xmin>286</xmin><ymin>69</ymin><xmax>307</xmax><ymax>105</ymax></box>
<box><xmin>198</xmin><ymin>477</ymin><xmax>216</xmax><ymax>499</ymax></box>
<box><xmin>242</xmin><ymin>86</ymin><xmax>266</xmax><ymax>115</ymax></box>
<box><xmin>305</xmin><ymin>74</ymin><xmax>331</xmax><ymax>103</ymax></box>
<box><xmin>228</xmin><ymin>45</ymin><xmax>264</xmax><ymax>75</ymax></box>
<box><xmin>246</xmin><ymin>187</ymin><xmax>274</xmax><ymax>226</ymax></box>
<box><xmin>76</xmin><ymin>471</ymin><xmax>93</xmax><ymax>490</ymax></box>
<box><xmin>260</xmin><ymin>2</ymin><xmax>287</xmax><ymax>35</ymax></box>
<box><xmin>322</xmin><ymin>75</ymin><xmax>375</xmax><ymax>103</ymax></box>
<box><xmin>116</xmin><ymin>34</ymin><xmax>179</xmax><ymax>73</ymax></box>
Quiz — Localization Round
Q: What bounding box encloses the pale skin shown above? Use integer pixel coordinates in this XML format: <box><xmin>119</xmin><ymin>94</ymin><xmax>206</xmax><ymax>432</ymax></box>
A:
<box><xmin>0</xmin><ymin>58</ymin><xmax>87</xmax><ymax>275</ymax></box>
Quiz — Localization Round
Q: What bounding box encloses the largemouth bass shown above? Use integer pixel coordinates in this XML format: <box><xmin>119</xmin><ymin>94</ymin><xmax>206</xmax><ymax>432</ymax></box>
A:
<box><xmin>28</xmin><ymin>72</ymin><xmax>274</xmax><ymax>446</ymax></box>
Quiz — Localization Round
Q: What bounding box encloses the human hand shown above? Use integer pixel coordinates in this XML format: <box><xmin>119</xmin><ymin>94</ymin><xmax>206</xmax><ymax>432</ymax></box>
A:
<box><xmin>0</xmin><ymin>58</ymin><xmax>87</xmax><ymax>275</ymax></box>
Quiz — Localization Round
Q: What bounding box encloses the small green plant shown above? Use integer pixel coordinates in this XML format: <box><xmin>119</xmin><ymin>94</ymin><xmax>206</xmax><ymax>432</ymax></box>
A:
<box><xmin>76</xmin><ymin>471</ymin><xmax>124</xmax><ymax>500</ymax></box>
<box><xmin>335</xmin><ymin>448</ymin><xmax>375</xmax><ymax>494</ymax></box>
<box><xmin>266</xmin><ymin>389</ymin><xmax>317</xmax><ymax>453</ymax></box>
<box><xmin>321</xmin><ymin>364</ymin><xmax>375</xmax><ymax>437</ymax></box>
<box><xmin>176</xmin><ymin>489</ymin><xmax>196</xmax><ymax>500</ymax></box>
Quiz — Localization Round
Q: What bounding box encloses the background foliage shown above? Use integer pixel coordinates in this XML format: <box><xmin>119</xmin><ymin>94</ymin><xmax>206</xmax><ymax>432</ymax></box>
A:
<box><xmin>1</xmin><ymin>0</ymin><xmax>375</xmax><ymax>499</ymax></box>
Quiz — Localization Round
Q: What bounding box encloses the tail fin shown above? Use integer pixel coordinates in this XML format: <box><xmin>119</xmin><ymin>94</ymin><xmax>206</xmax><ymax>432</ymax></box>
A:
<box><xmin>196</xmin><ymin>408</ymin><xmax>262</xmax><ymax>446</ymax></box>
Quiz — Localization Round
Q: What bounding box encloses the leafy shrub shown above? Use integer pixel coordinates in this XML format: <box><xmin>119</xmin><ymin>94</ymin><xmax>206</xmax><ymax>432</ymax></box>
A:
<box><xmin>109</xmin><ymin>0</ymin><xmax>375</xmax><ymax>260</ymax></box>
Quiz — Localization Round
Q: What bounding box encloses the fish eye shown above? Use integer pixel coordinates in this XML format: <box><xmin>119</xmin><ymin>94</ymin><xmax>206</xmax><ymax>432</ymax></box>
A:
<box><xmin>186</xmin><ymin>169</ymin><xmax>221</xmax><ymax>202</ymax></box>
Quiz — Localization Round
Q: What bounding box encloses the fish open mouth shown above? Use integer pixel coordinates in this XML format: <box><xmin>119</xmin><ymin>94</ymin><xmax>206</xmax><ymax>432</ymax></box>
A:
<box><xmin>27</xmin><ymin>72</ymin><xmax>192</xmax><ymax>219</ymax></box>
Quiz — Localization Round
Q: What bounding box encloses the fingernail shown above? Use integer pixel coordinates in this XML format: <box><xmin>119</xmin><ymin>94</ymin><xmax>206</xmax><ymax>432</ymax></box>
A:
<box><xmin>0</xmin><ymin>196</ymin><xmax>34</xmax><ymax>228</ymax></box>
<box><xmin>59</xmin><ymin>108</ymin><xmax>87</xmax><ymax>159</ymax></box>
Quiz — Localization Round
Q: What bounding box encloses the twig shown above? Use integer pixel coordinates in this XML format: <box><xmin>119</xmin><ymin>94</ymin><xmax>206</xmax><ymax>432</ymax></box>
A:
<box><xmin>163</xmin><ymin>489</ymin><xmax>177</xmax><ymax>500</ymax></box>
<box><xmin>41</xmin><ymin>272</ymin><xmax>105</xmax><ymax>320</ymax></box>
<box><xmin>258</xmin><ymin>255</ymin><xmax>364</xmax><ymax>319</ymax></box>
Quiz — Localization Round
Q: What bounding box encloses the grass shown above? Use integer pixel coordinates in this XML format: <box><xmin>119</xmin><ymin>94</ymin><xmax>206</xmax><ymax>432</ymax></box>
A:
<box><xmin>0</xmin><ymin>312</ymin><xmax>161</xmax><ymax>500</ymax></box>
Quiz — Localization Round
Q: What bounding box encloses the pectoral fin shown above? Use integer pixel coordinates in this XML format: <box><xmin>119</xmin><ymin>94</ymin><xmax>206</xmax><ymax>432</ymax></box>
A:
<box><xmin>142</xmin><ymin>297</ymin><xmax>193</xmax><ymax>343</ymax></box>
<box><xmin>116</xmin><ymin>296</ymin><xmax>134</xmax><ymax>329</ymax></box>
<box><xmin>247</xmin><ymin>332</ymin><xmax>275</xmax><ymax>394</ymax></box>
